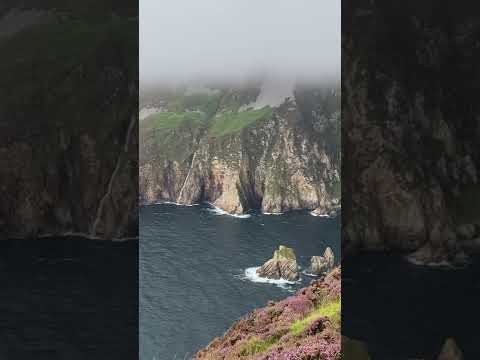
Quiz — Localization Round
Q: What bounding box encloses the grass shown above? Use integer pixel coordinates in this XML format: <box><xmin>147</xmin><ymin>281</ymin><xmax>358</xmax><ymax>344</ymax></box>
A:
<box><xmin>239</xmin><ymin>335</ymin><xmax>281</xmax><ymax>357</ymax></box>
<box><xmin>141</xmin><ymin>112</ymin><xmax>205</xmax><ymax>131</ymax></box>
<box><xmin>209</xmin><ymin>107</ymin><xmax>272</xmax><ymax>137</ymax></box>
<box><xmin>289</xmin><ymin>298</ymin><xmax>341</xmax><ymax>336</ymax></box>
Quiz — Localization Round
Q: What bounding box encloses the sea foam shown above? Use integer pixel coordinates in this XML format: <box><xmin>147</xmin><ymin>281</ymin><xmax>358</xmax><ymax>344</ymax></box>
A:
<box><xmin>205</xmin><ymin>204</ymin><xmax>251</xmax><ymax>219</ymax></box>
<box><xmin>243</xmin><ymin>267</ymin><xmax>300</xmax><ymax>289</ymax></box>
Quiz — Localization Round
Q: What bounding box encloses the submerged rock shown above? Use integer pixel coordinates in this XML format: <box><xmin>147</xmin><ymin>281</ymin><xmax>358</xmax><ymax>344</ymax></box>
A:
<box><xmin>256</xmin><ymin>245</ymin><xmax>299</xmax><ymax>281</ymax></box>
<box><xmin>310</xmin><ymin>247</ymin><xmax>335</xmax><ymax>275</ymax></box>
<box><xmin>437</xmin><ymin>338</ymin><xmax>463</xmax><ymax>360</ymax></box>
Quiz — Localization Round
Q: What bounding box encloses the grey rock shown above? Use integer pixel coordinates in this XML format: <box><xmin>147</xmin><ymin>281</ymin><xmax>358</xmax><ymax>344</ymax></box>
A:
<box><xmin>309</xmin><ymin>247</ymin><xmax>335</xmax><ymax>275</ymax></box>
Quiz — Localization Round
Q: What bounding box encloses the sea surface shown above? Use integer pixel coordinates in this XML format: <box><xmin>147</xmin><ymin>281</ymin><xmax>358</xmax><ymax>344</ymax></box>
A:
<box><xmin>140</xmin><ymin>203</ymin><xmax>340</xmax><ymax>360</ymax></box>
<box><xmin>343</xmin><ymin>253</ymin><xmax>480</xmax><ymax>359</ymax></box>
<box><xmin>0</xmin><ymin>238</ymin><xmax>138</xmax><ymax>359</ymax></box>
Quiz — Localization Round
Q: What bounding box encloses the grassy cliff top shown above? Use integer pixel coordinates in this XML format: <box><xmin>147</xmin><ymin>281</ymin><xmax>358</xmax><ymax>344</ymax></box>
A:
<box><xmin>209</xmin><ymin>106</ymin><xmax>272</xmax><ymax>137</ymax></box>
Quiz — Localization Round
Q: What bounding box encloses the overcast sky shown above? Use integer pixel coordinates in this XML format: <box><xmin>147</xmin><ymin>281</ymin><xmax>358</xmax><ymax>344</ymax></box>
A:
<box><xmin>140</xmin><ymin>0</ymin><xmax>340</xmax><ymax>86</ymax></box>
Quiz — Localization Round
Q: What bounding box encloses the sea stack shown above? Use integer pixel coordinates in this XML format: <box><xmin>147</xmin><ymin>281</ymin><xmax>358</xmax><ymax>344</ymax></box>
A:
<box><xmin>256</xmin><ymin>245</ymin><xmax>299</xmax><ymax>281</ymax></box>
<box><xmin>309</xmin><ymin>247</ymin><xmax>335</xmax><ymax>275</ymax></box>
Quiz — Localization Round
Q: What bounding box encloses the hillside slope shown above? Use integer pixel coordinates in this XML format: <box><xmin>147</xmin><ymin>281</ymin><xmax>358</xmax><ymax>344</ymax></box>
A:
<box><xmin>195</xmin><ymin>268</ymin><xmax>341</xmax><ymax>360</ymax></box>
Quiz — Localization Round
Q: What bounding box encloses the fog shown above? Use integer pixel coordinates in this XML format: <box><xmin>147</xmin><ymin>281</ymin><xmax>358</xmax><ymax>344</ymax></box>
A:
<box><xmin>140</xmin><ymin>0</ymin><xmax>340</xmax><ymax>87</ymax></box>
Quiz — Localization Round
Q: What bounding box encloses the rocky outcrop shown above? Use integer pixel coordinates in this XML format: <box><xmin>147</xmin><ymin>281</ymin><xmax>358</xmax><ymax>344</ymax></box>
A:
<box><xmin>309</xmin><ymin>247</ymin><xmax>335</xmax><ymax>275</ymax></box>
<box><xmin>195</xmin><ymin>267</ymin><xmax>341</xmax><ymax>360</ymax></box>
<box><xmin>0</xmin><ymin>9</ymin><xmax>138</xmax><ymax>240</ymax></box>
<box><xmin>437</xmin><ymin>338</ymin><xmax>464</xmax><ymax>360</ymax></box>
<box><xmin>256</xmin><ymin>245</ymin><xmax>299</xmax><ymax>281</ymax></box>
<box><xmin>342</xmin><ymin>0</ymin><xmax>480</xmax><ymax>263</ymax></box>
<box><xmin>139</xmin><ymin>82</ymin><xmax>340</xmax><ymax>215</ymax></box>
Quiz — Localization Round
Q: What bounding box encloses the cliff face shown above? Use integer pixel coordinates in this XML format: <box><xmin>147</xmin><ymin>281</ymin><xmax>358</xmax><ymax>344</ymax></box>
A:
<box><xmin>140</xmin><ymin>81</ymin><xmax>340</xmax><ymax>215</ymax></box>
<box><xmin>195</xmin><ymin>268</ymin><xmax>341</xmax><ymax>360</ymax></box>
<box><xmin>0</xmin><ymin>9</ymin><xmax>138</xmax><ymax>240</ymax></box>
<box><xmin>342</xmin><ymin>1</ymin><xmax>480</xmax><ymax>263</ymax></box>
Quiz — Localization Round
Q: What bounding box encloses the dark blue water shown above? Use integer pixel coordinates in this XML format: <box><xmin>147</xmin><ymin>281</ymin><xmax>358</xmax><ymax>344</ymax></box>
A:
<box><xmin>0</xmin><ymin>238</ymin><xmax>138</xmax><ymax>359</ymax></box>
<box><xmin>343</xmin><ymin>253</ymin><xmax>480</xmax><ymax>359</ymax></box>
<box><xmin>140</xmin><ymin>204</ymin><xmax>340</xmax><ymax>360</ymax></box>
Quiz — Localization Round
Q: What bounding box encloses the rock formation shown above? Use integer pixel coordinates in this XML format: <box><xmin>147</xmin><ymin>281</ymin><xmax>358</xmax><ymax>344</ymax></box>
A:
<box><xmin>0</xmin><ymin>8</ymin><xmax>138</xmax><ymax>240</ymax></box>
<box><xmin>195</xmin><ymin>267</ymin><xmax>341</xmax><ymax>360</ymax></box>
<box><xmin>342</xmin><ymin>0</ymin><xmax>480</xmax><ymax>263</ymax></box>
<box><xmin>139</xmin><ymin>81</ymin><xmax>340</xmax><ymax>215</ymax></box>
<box><xmin>310</xmin><ymin>247</ymin><xmax>335</xmax><ymax>275</ymax></box>
<box><xmin>437</xmin><ymin>338</ymin><xmax>464</xmax><ymax>360</ymax></box>
<box><xmin>256</xmin><ymin>245</ymin><xmax>299</xmax><ymax>281</ymax></box>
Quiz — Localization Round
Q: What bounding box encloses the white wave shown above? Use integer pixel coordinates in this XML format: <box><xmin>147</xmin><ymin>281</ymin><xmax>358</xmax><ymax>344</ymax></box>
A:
<box><xmin>310</xmin><ymin>211</ymin><xmax>332</xmax><ymax>218</ymax></box>
<box><xmin>205</xmin><ymin>203</ymin><xmax>251</xmax><ymax>219</ymax></box>
<box><xmin>155</xmin><ymin>201</ymin><xmax>198</xmax><ymax>207</ymax></box>
<box><xmin>263</xmin><ymin>212</ymin><xmax>284</xmax><ymax>216</ymax></box>
<box><xmin>242</xmin><ymin>267</ymin><xmax>300</xmax><ymax>289</ymax></box>
<box><xmin>302</xmin><ymin>270</ymin><xmax>319</xmax><ymax>277</ymax></box>
<box><xmin>406</xmin><ymin>255</ymin><xmax>453</xmax><ymax>268</ymax></box>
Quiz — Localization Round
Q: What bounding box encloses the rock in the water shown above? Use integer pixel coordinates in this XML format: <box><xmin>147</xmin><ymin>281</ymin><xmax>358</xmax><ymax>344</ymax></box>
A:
<box><xmin>437</xmin><ymin>338</ymin><xmax>463</xmax><ymax>360</ymax></box>
<box><xmin>256</xmin><ymin>245</ymin><xmax>299</xmax><ymax>281</ymax></box>
<box><xmin>309</xmin><ymin>247</ymin><xmax>335</xmax><ymax>275</ymax></box>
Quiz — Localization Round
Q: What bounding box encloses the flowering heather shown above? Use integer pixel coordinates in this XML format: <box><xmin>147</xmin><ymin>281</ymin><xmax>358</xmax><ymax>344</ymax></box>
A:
<box><xmin>195</xmin><ymin>267</ymin><xmax>341</xmax><ymax>360</ymax></box>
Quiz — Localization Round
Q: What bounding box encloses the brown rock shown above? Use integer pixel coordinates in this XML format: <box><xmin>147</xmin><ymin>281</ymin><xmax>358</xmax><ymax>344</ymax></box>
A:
<box><xmin>256</xmin><ymin>245</ymin><xmax>299</xmax><ymax>281</ymax></box>
<box><xmin>310</xmin><ymin>247</ymin><xmax>335</xmax><ymax>275</ymax></box>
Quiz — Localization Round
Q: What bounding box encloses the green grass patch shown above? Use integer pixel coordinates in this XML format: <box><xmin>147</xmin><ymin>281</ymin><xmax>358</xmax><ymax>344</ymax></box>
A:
<box><xmin>209</xmin><ymin>107</ymin><xmax>272</xmax><ymax>137</ymax></box>
<box><xmin>289</xmin><ymin>298</ymin><xmax>341</xmax><ymax>336</ymax></box>
<box><xmin>141</xmin><ymin>112</ymin><xmax>205</xmax><ymax>131</ymax></box>
<box><xmin>239</xmin><ymin>335</ymin><xmax>281</xmax><ymax>357</ymax></box>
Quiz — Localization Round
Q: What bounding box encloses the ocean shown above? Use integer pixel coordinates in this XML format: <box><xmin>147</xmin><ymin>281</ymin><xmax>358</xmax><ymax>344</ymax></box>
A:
<box><xmin>140</xmin><ymin>203</ymin><xmax>340</xmax><ymax>359</ymax></box>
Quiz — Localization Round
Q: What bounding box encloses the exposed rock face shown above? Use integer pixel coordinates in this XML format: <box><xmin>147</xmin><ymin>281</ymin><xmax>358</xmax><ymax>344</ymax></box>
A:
<box><xmin>256</xmin><ymin>245</ymin><xmax>299</xmax><ymax>281</ymax></box>
<box><xmin>310</xmin><ymin>247</ymin><xmax>335</xmax><ymax>275</ymax></box>
<box><xmin>139</xmin><ymin>83</ymin><xmax>340</xmax><ymax>215</ymax></box>
<box><xmin>343</xmin><ymin>1</ymin><xmax>480</xmax><ymax>263</ymax></box>
<box><xmin>195</xmin><ymin>267</ymin><xmax>341</xmax><ymax>360</ymax></box>
<box><xmin>0</xmin><ymin>10</ymin><xmax>138</xmax><ymax>240</ymax></box>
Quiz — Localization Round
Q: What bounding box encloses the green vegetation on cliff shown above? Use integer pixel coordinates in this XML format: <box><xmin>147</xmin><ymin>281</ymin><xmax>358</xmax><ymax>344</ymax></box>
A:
<box><xmin>143</xmin><ymin>112</ymin><xmax>205</xmax><ymax>131</ymax></box>
<box><xmin>209</xmin><ymin>106</ymin><xmax>272</xmax><ymax>137</ymax></box>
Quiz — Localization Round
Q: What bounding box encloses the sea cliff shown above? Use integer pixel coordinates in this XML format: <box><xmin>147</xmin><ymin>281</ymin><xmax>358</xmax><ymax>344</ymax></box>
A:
<box><xmin>140</xmin><ymin>81</ymin><xmax>340</xmax><ymax>216</ymax></box>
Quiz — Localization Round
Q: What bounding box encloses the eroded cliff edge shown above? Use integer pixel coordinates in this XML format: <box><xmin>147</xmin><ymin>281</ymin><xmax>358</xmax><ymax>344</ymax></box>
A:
<box><xmin>139</xmin><ymin>81</ymin><xmax>341</xmax><ymax>215</ymax></box>
<box><xmin>0</xmin><ymin>7</ymin><xmax>138</xmax><ymax>240</ymax></box>
<box><xmin>342</xmin><ymin>0</ymin><xmax>480</xmax><ymax>263</ymax></box>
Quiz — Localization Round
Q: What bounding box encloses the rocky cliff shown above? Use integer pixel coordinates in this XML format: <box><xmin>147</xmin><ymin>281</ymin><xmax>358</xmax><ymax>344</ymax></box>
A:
<box><xmin>0</xmin><ymin>7</ymin><xmax>138</xmax><ymax>240</ymax></box>
<box><xmin>140</xmin><ymin>79</ymin><xmax>340</xmax><ymax>215</ymax></box>
<box><xmin>342</xmin><ymin>0</ymin><xmax>480</xmax><ymax>263</ymax></box>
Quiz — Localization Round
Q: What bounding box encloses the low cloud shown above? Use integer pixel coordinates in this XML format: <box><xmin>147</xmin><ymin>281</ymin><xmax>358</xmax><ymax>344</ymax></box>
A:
<box><xmin>140</xmin><ymin>0</ymin><xmax>340</xmax><ymax>87</ymax></box>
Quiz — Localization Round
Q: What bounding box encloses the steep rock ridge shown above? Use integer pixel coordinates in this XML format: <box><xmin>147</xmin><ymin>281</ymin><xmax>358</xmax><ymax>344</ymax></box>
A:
<box><xmin>0</xmin><ymin>9</ymin><xmax>138</xmax><ymax>240</ymax></box>
<box><xmin>342</xmin><ymin>1</ymin><xmax>480</xmax><ymax>263</ymax></box>
<box><xmin>139</xmin><ymin>83</ymin><xmax>340</xmax><ymax>215</ymax></box>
